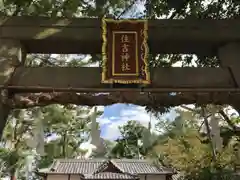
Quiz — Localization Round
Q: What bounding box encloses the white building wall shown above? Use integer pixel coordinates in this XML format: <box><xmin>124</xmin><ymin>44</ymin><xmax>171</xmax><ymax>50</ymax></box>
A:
<box><xmin>139</xmin><ymin>174</ymin><xmax>166</xmax><ymax>180</ymax></box>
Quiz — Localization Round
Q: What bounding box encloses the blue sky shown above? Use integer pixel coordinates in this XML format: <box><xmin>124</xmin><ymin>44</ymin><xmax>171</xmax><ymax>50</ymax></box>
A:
<box><xmin>97</xmin><ymin>104</ymin><xmax>177</xmax><ymax>140</ymax></box>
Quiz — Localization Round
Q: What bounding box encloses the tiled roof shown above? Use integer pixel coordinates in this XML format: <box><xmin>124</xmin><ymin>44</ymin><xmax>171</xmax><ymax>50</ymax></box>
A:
<box><xmin>84</xmin><ymin>172</ymin><xmax>138</xmax><ymax>179</ymax></box>
<box><xmin>38</xmin><ymin>158</ymin><xmax>175</xmax><ymax>179</ymax></box>
<box><xmin>111</xmin><ymin>159</ymin><xmax>173</xmax><ymax>174</ymax></box>
<box><xmin>50</xmin><ymin>159</ymin><xmax>105</xmax><ymax>174</ymax></box>
<box><xmin>171</xmin><ymin>173</ymin><xmax>182</xmax><ymax>180</ymax></box>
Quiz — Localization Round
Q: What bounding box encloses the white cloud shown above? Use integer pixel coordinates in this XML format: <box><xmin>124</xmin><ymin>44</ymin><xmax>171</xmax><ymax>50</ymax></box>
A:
<box><xmin>98</xmin><ymin>117</ymin><xmax>111</xmax><ymax>125</ymax></box>
<box><xmin>98</xmin><ymin>105</ymin><xmax>177</xmax><ymax>140</ymax></box>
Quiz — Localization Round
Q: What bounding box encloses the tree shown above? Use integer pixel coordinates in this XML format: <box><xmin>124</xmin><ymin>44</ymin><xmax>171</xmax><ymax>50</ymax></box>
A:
<box><xmin>109</xmin><ymin>120</ymin><xmax>143</xmax><ymax>158</ymax></box>
<box><xmin>150</xmin><ymin>107</ymin><xmax>238</xmax><ymax>179</ymax></box>
<box><xmin>38</xmin><ymin>105</ymin><xmax>103</xmax><ymax>168</ymax></box>
<box><xmin>0</xmin><ymin>104</ymin><xmax>102</xmax><ymax>179</ymax></box>
<box><xmin>0</xmin><ymin>0</ymin><xmax>138</xmax><ymax>17</ymax></box>
<box><xmin>109</xmin><ymin>120</ymin><xmax>156</xmax><ymax>159</ymax></box>
<box><xmin>0</xmin><ymin>109</ymin><xmax>37</xmax><ymax>180</ymax></box>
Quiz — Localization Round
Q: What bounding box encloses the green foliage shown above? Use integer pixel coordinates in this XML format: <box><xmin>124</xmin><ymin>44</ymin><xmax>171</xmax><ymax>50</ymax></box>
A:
<box><xmin>109</xmin><ymin>120</ymin><xmax>149</xmax><ymax>158</ymax></box>
<box><xmin>0</xmin><ymin>105</ymin><xmax>102</xmax><ymax>179</ymax></box>
<box><xmin>0</xmin><ymin>109</ymin><xmax>34</xmax><ymax>178</ymax></box>
<box><xmin>150</xmin><ymin>107</ymin><xmax>239</xmax><ymax>179</ymax></box>
<box><xmin>39</xmin><ymin>105</ymin><xmax>102</xmax><ymax>167</ymax></box>
<box><xmin>183</xmin><ymin>167</ymin><xmax>238</xmax><ymax>180</ymax></box>
<box><xmin>108</xmin><ymin>107</ymin><xmax>239</xmax><ymax>179</ymax></box>
<box><xmin>0</xmin><ymin>0</ymin><xmax>137</xmax><ymax>17</ymax></box>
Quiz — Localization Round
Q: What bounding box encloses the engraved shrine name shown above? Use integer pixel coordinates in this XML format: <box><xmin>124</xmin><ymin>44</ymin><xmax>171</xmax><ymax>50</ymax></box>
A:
<box><xmin>112</xmin><ymin>31</ymin><xmax>138</xmax><ymax>76</ymax></box>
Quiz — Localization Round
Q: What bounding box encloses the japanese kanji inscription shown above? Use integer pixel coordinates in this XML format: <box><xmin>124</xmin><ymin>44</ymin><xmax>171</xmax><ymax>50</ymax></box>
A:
<box><xmin>101</xmin><ymin>19</ymin><xmax>150</xmax><ymax>84</ymax></box>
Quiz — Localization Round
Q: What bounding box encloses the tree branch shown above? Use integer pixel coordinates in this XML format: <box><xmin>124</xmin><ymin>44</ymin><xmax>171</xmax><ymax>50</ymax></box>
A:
<box><xmin>180</xmin><ymin>105</ymin><xmax>196</xmax><ymax>112</ymax></box>
<box><xmin>218</xmin><ymin>109</ymin><xmax>237</xmax><ymax>131</ymax></box>
<box><xmin>201</xmin><ymin>106</ymin><xmax>217</xmax><ymax>162</ymax></box>
<box><xmin>117</xmin><ymin>1</ymin><xmax>136</xmax><ymax>19</ymax></box>
<box><xmin>12</xmin><ymin>5</ymin><xmax>21</xmax><ymax>16</ymax></box>
<box><xmin>31</xmin><ymin>55</ymin><xmax>55</xmax><ymax>66</ymax></box>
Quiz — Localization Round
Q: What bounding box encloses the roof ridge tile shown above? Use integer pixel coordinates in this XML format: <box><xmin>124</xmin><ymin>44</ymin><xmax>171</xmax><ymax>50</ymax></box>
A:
<box><xmin>38</xmin><ymin>158</ymin><xmax>175</xmax><ymax>176</ymax></box>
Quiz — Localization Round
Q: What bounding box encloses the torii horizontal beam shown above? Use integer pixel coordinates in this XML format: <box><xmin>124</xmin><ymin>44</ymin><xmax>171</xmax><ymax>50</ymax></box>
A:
<box><xmin>1</xmin><ymin>16</ymin><xmax>240</xmax><ymax>55</ymax></box>
<box><xmin>6</xmin><ymin>67</ymin><xmax>237</xmax><ymax>92</ymax></box>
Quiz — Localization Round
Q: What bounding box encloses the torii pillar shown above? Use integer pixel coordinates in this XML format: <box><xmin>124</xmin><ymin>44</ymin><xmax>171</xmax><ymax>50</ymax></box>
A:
<box><xmin>218</xmin><ymin>43</ymin><xmax>240</xmax><ymax>113</ymax></box>
<box><xmin>0</xmin><ymin>39</ymin><xmax>25</xmax><ymax>137</ymax></box>
<box><xmin>218</xmin><ymin>43</ymin><xmax>240</xmax><ymax>174</ymax></box>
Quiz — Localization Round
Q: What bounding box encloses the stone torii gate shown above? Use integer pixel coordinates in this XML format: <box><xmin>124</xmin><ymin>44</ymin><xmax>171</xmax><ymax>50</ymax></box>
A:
<box><xmin>1</xmin><ymin>16</ymin><xmax>240</xmax><ymax>136</ymax></box>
